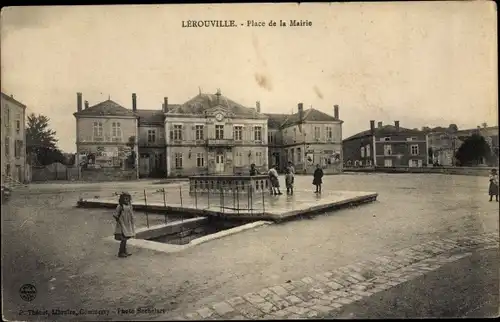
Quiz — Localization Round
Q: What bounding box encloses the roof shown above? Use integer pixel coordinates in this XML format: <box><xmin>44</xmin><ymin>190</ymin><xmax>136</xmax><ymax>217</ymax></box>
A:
<box><xmin>166</xmin><ymin>92</ymin><xmax>267</xmax><ymax>119</ymax></box>
<box><xmin>135</xmin><ymin>109</ymin><xmax>165</xmax><ymax>125</ymax></box>
<box><xmin>281</xmin><ymin>108</ymin><xmax>338</xmax><ymax>128</ymax></box>
<box><xmin>74</xmin><ymin>99</ymin><xmax>136</xmax><ymax>117</ymax></box>
<box><xmin>265</xmin><ymin>113</ymin><xmax>289</xmax><ymax>129</ymax></box>
<box><xmin>343</xmin><ymin>125</ymin><xmax>424</xmax><ymax>141</ymax></box>
<box><xmin>1</xmin><ymin>92</ymin><xmax>27</xmax><ymax>108</ymax></box>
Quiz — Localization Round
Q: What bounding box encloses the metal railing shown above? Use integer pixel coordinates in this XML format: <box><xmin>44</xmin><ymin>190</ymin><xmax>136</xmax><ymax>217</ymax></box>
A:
<box><xmin>79</xmin><ymin>180</ymin><xmax>270</xmax><ymax>229</ymax></box>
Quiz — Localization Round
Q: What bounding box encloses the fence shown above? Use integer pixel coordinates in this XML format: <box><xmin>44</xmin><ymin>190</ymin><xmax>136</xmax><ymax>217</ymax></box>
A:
<box><xmin>31</xmin><ymin>162</ymin><xmax>80</xmax><ymax>182</ymax></box>
<box><xmin>80</xmin><ymin>179</ymin><xmax>271</xmax><ymax>229</ymax></box>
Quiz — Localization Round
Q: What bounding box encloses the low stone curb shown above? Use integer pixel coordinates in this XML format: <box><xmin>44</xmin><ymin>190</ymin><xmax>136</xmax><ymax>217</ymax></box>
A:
<box><xmin>164</xmin><ymin>232</ymin><xmax>498</xmax><ymax>320</ymax></box>
<box><xmin>104</xmin><ymin>221</ymin><xmax>272</xmax><ymax>254</ymax></box>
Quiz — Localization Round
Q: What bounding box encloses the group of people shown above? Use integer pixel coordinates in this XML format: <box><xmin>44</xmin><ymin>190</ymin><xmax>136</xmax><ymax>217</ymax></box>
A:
<box><xmin>250</xmin><ymin>162</ymin><xmax>325</xmax><ymax>195</ymax></box>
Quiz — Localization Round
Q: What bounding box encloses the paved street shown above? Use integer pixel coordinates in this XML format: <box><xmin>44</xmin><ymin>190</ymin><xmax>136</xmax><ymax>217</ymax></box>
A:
<box><xmin>1</xmin><ymin>173</ymin><xmax>498</xmax><ymax>320</ymax></box>
<box><xmin>330</xmin><ymin>248</ymin><xmax>499</xmax><ymax>319</ymax></box>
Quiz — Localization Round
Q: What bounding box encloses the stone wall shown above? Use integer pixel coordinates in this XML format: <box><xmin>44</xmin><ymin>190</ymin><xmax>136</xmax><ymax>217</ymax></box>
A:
<box><xmin>80</xmin><ymin>168</ymin><xmax>138</xmax><ymax>182</ymax></box>
<box><xmin>344</xmin><ymin>166</ymin><xmax>498</xmax><ymax>177</ymax></box>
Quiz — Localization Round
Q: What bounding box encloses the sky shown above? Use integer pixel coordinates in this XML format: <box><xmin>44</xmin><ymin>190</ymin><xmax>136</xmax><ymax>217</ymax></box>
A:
<box><xmin>1</xmin><ymin>2</ymin><xmax>497</xmax><ymax>153</ymax></box>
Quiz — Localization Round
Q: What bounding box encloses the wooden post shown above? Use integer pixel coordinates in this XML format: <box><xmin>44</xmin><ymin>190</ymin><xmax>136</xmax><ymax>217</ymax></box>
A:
<box><xmin>143</xmin><ymin>189</ymin><xmax>149</xmax><ymax>228</ymax></box>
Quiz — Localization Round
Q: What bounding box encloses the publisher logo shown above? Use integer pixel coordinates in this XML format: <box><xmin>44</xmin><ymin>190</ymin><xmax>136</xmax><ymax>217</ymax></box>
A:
<box><xmin>19</xmin><ymin>284</ymin><xmax>37</xmax><ymax>302</ymax></box>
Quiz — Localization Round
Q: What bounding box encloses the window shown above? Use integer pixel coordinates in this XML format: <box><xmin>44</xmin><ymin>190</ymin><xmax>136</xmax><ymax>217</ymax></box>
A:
<box><xmin>293</xmin><ymin>128</ymin><xmax>297</xmax><ymax>140</ymax></box>
<box><xmin>326</xmin><ymin>127</ymin><xmax>333</xmax><ymax>140</ymax></box>
<box><xmin>15</xmin><ymin>114</ymin><xmax>20</xmax><ymax>132</ymax></box>
<box><xmin>5</xmin><ymin>164</ymin><xmax>10</xmax><ymax>176</ymax></box>
<box><xmin>254</xmin><ymin>126</ymin><xmax>262</xmax><ymax>141</ymax></box>
<box><xmin>255</xmin><ymin>151</ymin><xmax>263</xmax><ymax>166</ymax></box>
<box><xmin>268</xmin><ymin>134</ymin><xmax>273</xmax><ymax>144</ymax></box>
<box><xmin>4</xmin><ymin>106</ymin><xmax>10</xmax><ymax>127</ymax></box>
<box><xmin>366</xmin><ymin>144</ymin><xmax>371</xmax><ymax>157</ymax></box>
<box><xmin>410</xmin><ymin>160</ymin><xmax>419</xmax><ymax>167</ymax></box>
<box><xmin>314</xmin><ymin>126</ymin><xmax>320</xmax><ymax>140</ymax></box>
<box><xmin>235</xmin><ymin>151</ymin><xmax>243</xmax><ymax>166</ymax></box>
<box><xmin>234</xmin><ymin>126</ymin><xmax>243</xmax><ymax>141</ymax></box>
<box><xmin>297</xmin><ymin>147</ymin><xmax>302</xmax><ymax>163</ymax></box>
<box><xmin>411</xmin><ymin>145</ymin><xmax>419</xmax><ymax>155</ymax></box>
<box><xmin>384</xmin><ymin>144</ymin><xmax>392</xmax><ymax>156</ymax></box>
<box><xmin>93</xmin><ymin>122</ymin><xmax>103</xmax><ymax>139</ymax></box>
<box><xmin>406</xmin><ymin>137</ymin><xmax>418</xmax><ymax>141</ymax></box>
<box><xmin>111</xmin><ymin>122</ymin><xmax>122</xmax><ymax>139</ymax></box>
<box><xmin>14</xmin><ymin>140</ymin><xmax>22</xmax><ymax>158</ymax></box>
<box><xmin>384</xmin><ymin>159</ymin><xmax>393</xmax><ymax>167</ymax></box>
<box><xmin>173</xmin><ymin>125</ymin><xmax>183</xmax><ymax>140</ymax></box>
<box><xmin>196</xmin><ymin>153</ymin><xmax>204</xmax><ymax>167</ymax></box>
<box><xmin>290</xmin><ymin>148</ymin><xmax>295</xmax><ymax>163</ymax></box>
<box><xmin>380</xmin><ymin>137</ymin><xmax>391</xmax><ymax>141</ymax></box>
<box><xmin>147</xmin><ymin>129</ymin><xmax>156</xmax><ymax>143</ymax></box>
<box><xmin>195</xmin><ymin>125</ymin><xmax>204</xmax><ymax>140</ymax></box>
<box><xmin>367</xmin><ymin>160</ymin><xmax>372</xmax><ymax>166</ymax></box>
<box><xmin>215</xmin><ymin>125</ymin><xmax>224</xmax><ymax>139</ymax></box>
<box><xmin>4</xmin><ymin>137</ymin><xmax>10</xmax><ymax>157</ymax></box>
<box><xmin>174</xmin><ymin>152</ymin><xmax>183</xmax><ymax>168</ymax></box>
<box><xmin>361</xmin><ymin>147</ymin><xmax>365</xmax><ymax>158</ymax></box>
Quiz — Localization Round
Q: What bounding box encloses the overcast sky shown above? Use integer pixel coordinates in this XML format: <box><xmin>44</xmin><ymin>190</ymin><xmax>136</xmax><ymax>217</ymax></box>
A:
<box><xmin>1</xmin><ymin>2</ymin><xmax>497</xmax><ymax>153</ymax></box>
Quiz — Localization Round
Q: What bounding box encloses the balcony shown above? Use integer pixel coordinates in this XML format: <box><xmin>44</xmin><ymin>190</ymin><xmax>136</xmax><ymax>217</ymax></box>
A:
<box><xmin>206</xmin><ymin>139</ymin><xmax>235</xmax><ymax>147</ymax></box>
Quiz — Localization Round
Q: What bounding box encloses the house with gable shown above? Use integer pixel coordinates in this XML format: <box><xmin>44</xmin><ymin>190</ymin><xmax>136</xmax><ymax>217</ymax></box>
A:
<box><xmin>266</xmin><ymin>104</ymin><xmax>343</xmax><ymax>174</ymax></box>
<box><xmin>73</xmin><ymin>93</ymin><xmax>139</xmax><ymax>179</ymax></box>
<box><xmin>343</xmin><ymin>120</ymin><xmax>428</xmax><ymax>168</ymax></box>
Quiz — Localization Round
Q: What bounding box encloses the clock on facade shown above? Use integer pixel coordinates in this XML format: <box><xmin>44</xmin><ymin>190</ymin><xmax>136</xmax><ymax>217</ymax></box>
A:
<box><xmin>215</xmin><ymin>113</ymin><xmax>223</xmax><ymax>121</ymax></box>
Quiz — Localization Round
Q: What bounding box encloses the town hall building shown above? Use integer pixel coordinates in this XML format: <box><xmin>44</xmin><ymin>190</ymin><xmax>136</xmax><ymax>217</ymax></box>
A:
<box><xmin>73</xmin><ymin>89</ymin><xmax>343</xmax><ymax>178</ymax></box>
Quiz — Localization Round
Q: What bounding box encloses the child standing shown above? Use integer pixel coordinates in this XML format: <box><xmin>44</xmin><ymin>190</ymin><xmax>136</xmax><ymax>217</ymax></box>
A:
<box><xmin>114</xmin><ymin>192</ymin><xmax>136</xmax><ymax>258</ymax></box>
<box><xmin>285</xmin><ymin>167</ymin><xmax>294</xmax><ymax>195</ymax></box>
<box><xmin>313</xmin><ymin>164</ymin><xmax>324</xmax><ymax>193</ymax></box>
<box><xmin>488</xmin><ymin>169</ymin><xmax>499</xmax><ymax>202</ymax></box>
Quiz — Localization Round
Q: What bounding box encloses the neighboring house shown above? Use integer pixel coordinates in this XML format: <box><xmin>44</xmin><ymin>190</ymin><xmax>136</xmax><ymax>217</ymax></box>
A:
<box><xmin>266</xmin><ymin>104</ymin><xmax>343</xmax><ymax>174</ymax></box>
<box><xmin>165</xmin><ymin>90</ymin><xmax>269</xmax><ymax>176</ymax></box>
<box><xmin>266</xmin><ymin>112</ymin><xmax>289</xmax><ymax>171</ymax></box>
<box><xmin>343</xmin><ymin>120</ymin><xmax>428</xmax><ymax>168</ymax></box>
<box><xmin>73</xmin><ymin>93</ymin><xmax>139</xmax><ymax>178</ymax></box>
<box><xmin>1</xmin><ymin>92</ymin><xmax>27</xmax><ymax>183</ymax></box>
<box><xmin>428</xmin><ymin>125</ymin><xmax>499</xmax><ymax>166</ymax></box>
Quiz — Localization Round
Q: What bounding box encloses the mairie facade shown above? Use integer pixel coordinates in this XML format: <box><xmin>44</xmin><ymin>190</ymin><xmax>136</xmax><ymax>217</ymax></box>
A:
<box><xmin>73</xmin><ymin>90</ymin><xmax>343</xmax><ymax>178</ymax></box>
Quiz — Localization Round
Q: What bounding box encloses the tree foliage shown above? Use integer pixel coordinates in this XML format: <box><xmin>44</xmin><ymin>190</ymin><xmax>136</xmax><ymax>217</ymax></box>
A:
<box><xmin>455</xmin><ymin>134</ymin><xmax>491</xmax><ymax>166</ymax></box>
<box><xmin>26</xmin><ymin>113</ymin><xmax>65</xmax><ymax>166</ymax></box>
<box><xmin>448</xmin><ymin>124</ymin><xmax>458</xmax><ymax>132</ymax></box>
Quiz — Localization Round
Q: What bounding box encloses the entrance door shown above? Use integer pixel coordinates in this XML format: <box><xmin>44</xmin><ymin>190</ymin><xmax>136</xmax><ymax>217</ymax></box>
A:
<box><xmin>16</xmin><ymin>165</ymin><xmax>22</xmax><ymax>183</ymax></box>
<box><xmin>274</xmin><ymin>153</ymin><xmax>280</xmax><ymax>168</ymax></box>
<box><xmin>215</xmin><ymin>152</ymin><xmax>225</xmax><ymax>173</ymax></box>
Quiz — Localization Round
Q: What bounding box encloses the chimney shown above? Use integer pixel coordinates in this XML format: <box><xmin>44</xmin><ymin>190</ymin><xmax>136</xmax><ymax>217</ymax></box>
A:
<box><xmin>132</xmin><ymin>93</ymin><xmax>137</xmax><ymax>112</ymax></box>
<box><xmin>84</xmin><ymin>100</ymin><xmax>89</xmax><ymax>110</ymax></box>
<box><xmin>163</xmin><ymin>97</ymin><xmax>168</xmax><ymax>113</ymax></box>
<box><xmin>334</xmin><ymin>105</ymin><xmax>339</xmax><ymax>120</ymax></box>
<box><xmin>370</xmin><ymin>120</ymin><xmax>375</xmax><ymax>133</ymax></box>
<box><xmin>256</xmin><ymin>101</ymin><xmax>261</xmax><ymax>113</ymax></box>
<box><xmin>378</xmin><ymin>121</ymin><xmax>383</xmax><ymax>129</ymax></box>
<box><xmin>395</xmin><ymin>120</ymin><xmax>400</xmax><ymax>130</ymax></box>
<box><xmin>77</xmin><ymin>92</ymin><xmax>82</xmax><ymax>112</ymax></box>
<box><xmin>298</xmin><ymin>103</ymin><xmax>304</xmax><ymax>121</ymax></box>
